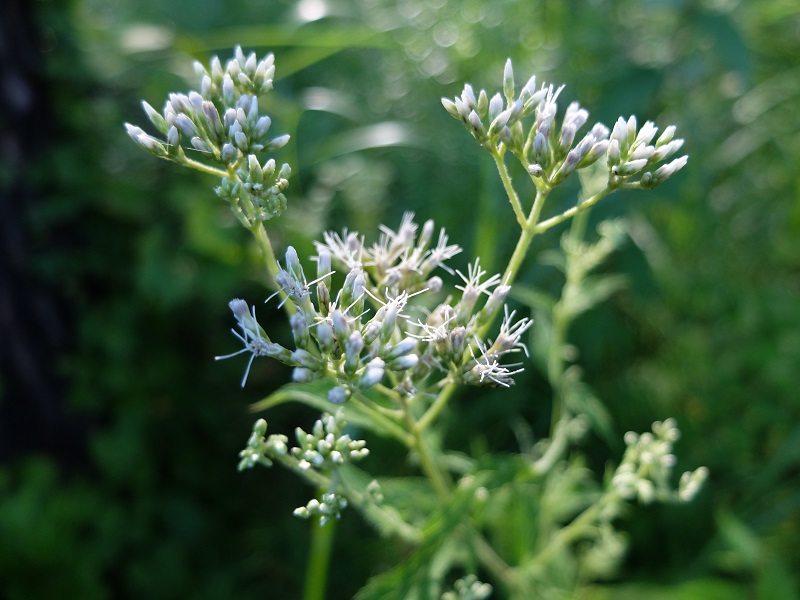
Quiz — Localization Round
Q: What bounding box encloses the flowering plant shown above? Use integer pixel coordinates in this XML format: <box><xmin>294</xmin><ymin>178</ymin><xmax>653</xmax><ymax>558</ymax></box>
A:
<box><xmin>127</xmin><ymin>46</ymin><xmax>706</xmax><ymax>599</ymax></box>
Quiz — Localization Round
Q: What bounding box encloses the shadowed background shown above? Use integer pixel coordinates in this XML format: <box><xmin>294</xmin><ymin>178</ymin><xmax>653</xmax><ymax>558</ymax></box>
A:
<box><xmin>1</xmin><ymin>0</ymin><xmax>799</xmax><ymax>597</ymax></box>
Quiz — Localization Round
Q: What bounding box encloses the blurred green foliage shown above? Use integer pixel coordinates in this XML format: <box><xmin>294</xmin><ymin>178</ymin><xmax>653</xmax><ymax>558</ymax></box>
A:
<box><xmin>2</xmin><ymin>0</ymin><xmax>799</xmax><ymax>597</ymax></box>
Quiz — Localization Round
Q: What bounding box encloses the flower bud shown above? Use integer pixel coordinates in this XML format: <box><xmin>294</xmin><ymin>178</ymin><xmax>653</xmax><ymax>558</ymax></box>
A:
<box><xmin>359</xmin><ymin>358</ymin><xmax>385</xmax><ymax>388</ymax></box>
<box><xmin>290</xmin><ymin>312</ymin><xmax>310</xmax><ymax>348</ymax></box>
<box><xmin>315</xmin><ymin>321</ymin><xmax>334</xmax><ymax>354</ymax></box>
<box><xmin>345</xmin><ymin>331</ymin><xmax>364</xmax><ymax>373</ymax></box>
<box><xmin>328</xmin><ymin>386</ymin><xmax>350</xmax><ymax>404</ymax></box>
<box><xmin>141</xmin><ymin>101</ymin><xmax>168</xmax><ymax>133</ymax></box>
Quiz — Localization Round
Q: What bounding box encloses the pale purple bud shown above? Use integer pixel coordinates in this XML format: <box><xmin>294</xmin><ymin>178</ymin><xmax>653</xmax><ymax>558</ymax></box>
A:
<box><xmin>630</xmin><ymin>145</ymin><xmax>655</xmax><ymax>161</ymax></box>
<box><xmin>332</xmin><ymin>310</ymin><xmax>349</xmax><ymax>341</ymax></box>
<box><xmin>292</xmin><ymin>367</ymin><xmax>314</xmax><ymax>383</ymax></box>
<box><xmin>202</xmin><ymin>102</ymin><xmax>223</xmax><ymax>137</ymax></box>
<box><xmin>200</xmin><ymin>75</ymin><xmax>212</xmax><ymax>97</ymax></box>
<box><xmin>221</xmin><ymin>143</ymin><xmax>237</xmax><ymax>162</ymax></box>
<box><xmin>316</xmin><ymin>248</ymin><xmax>332</xmax><ymax>279</ymax></box>
<box><xmin>328</xmin><ymin>386</ymin><xmax>350</xmax><ymax>405</ymax></box>
<box><xmin>290</xmin><ymin>312</ymin><xmax>309</xmax><ymax>348</ymax></box>
<box><xmin>379</xmin><ymin>305</ymin><xmax>397</xmax><ymax>344</ymax></box>
<box><xmin>503</xmin><ymin>58</ymin><xmax>515</xmax><ymax>101</ymax></box>
<box><xmin>533</xmin><ymin>131</ymin><xmax>548</xmax><ymax>163</ymax></box>
<box><xmin>527</xmin><ymin>164</ymin><xmax>543</xmax><ymax>177</ymax></box>
<box><xmin>316</xmin><ymin>321</ymin><xmax>334</xmax><ymax>353</ymax></box>
<box><xmin>651</xmin><ymin>138</ymin><xmax>684</xmax><ymax>162</ymax></box>
<box><xmin>391</xmin><ymin>354</ymin><xmax>419</xmax><ymax>370</ymax></box>
<box><xmin>477</xmin><ymin>89</ymin><xmax>488</xmax><ymax>115</ymax></box>
<box><xmin>607</xmin><ymin>139</ymin><xmax>621</xmax><ymax>167</ymax></box>
<box><xmin>559</xmin><ymin>123</ymin><xmax>577</xmax><ymax>153</ymax></box>
<box><xmin>656</xmin><ymin>125</ymin><xmax>677</xmax><ymax>146</ymax></box>
<box><xmin>610</xmin><ymin>117</ymin><xmax>628</xmax><ymax>147</ymax></box>
<box><xmin>635</xmin><ymin>120</ymin><xmax>658</xmax><ymax>146</ymax></box>
<box><xmin>579</xmin><ymin>140</ymin><xmax>609</xmax><ymax>167</ymax></box>
<box><xmin>387</xmin><ymin>337</ymin><xmax>417</xmax><ymax>359</ymax></box>
<box><xmin>488</xmin><ymin>92</ymin><xmax>504</xmax><ymax>120</ymax></box>
<box><xmin>285</xmin><ymin>246</ymin><xmax>305</xmax><ymax>281</ymax></box>
<box><xmin>461</xmin><ymin>84</ymin><xmax>477</xmax><ymax>109</ymax></box>
<box><xmin>651</xmin><ymin>155</ymin><xmax>689</xmax><ymax>184</ymax></box>
<box><xmin>244</xmin><ymin>52</ymin><xmax>257</xmax><ymax>74</ymax></box>
<box><xmin>266</xmin><ymin>134</ymin><xmax>290</xmax><ymax>151</ymax></box>
<box><xmin>441</xmin><ymin>98</ymin><xmax>460</xmax><ymax>119</ymax></box>
<box><xmin>188</xmin><ymin>91</ymin><xmax>204</xmax><ymax>113</ymax></box>
<box><xmin>291</xmin><ymin>348</ymin><xmax>319</xmax><ymax>370</ymax></box>
<box><xmin>613</xmin><ymin>158</ymin><xmax>649</xmax><ymax>176</ymax></box>
<box><xmin>175</xmin><ymin>113</ymin><xmax>199</xmax><ymax>138</ymax></box>
<box><xmin>141</xmin><ymin>101</ymin><xmax>167</xmax><ymax>133</ymax></box>
<box><xmin>167</xmin><ymin>125</ymin><xmax>179</xmax><ymax>147</ymax></box>
<box><xmin>590</xmin><ymin>122</ymin><xmax>610</xmax><ymax>140</ymax></box>
<box><xmin>191</xmin><ymin>137</ymin><xmax>211</xmax><ymax>153</ymax></box>
<box><xmin>359</xmin><ymin>358</ymin><xmax>385</xmax><ymax>388</ymax></box>
<box><xmin>222</xmin><ymin>74</ymin><xmax>235</xmax><ymax>105</ymax></box>
<box><xmin>254</xmin><ymin>115</ymin><xmax>272</xmax><ymax>139</ymax></box>
<box><xmin>426</xmin><ymin>276</ymin><xmax>443</xmax><ymax>293</ymax></box>
<box><xmin>223</xmin><ymin>107</ymin><xmax>237</xmax><ymax>129</ymax></box>
<box><xmin>468</xmin><ymin>110</ymin><xmax>485</xmax><ymax>135</ymax></box>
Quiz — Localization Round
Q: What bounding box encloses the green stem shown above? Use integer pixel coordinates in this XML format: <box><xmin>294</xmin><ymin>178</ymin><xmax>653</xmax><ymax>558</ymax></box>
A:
<box><xmin>180</xmin><ymin>156</ymin><xmax>228</xmax><ymax>178</ymax></box>
<box><xmin>351</xmin><ymin>393</ymin><xmax>415</xmax><ymax>448</ymax></box>
<box><xmin>416</xmin><ymin>382</ymin><xmax>456</xmax><ymax>433</ymax></box>
<box><xmin>472</xmin><ymin>531</ymin><xmax>514</xmax><ymax>585</ymax></box>
<box><xmin>303</xmin><ymin>504</ymin><xmax>336</xmax><ymax>600</ymax></box>
<box><xmin>492</xmin><ymin>151</ymin><xmax>527</xmax><ymax>228</ymax></box>
<box><xmin>400</xmin><ymin>398</ymin><xmax>451</xmax><ymax>498</ymax></box>
<box><xmin>529</xmin><ymin>490</ymin><xmax>618</xmax><ymax>567</ymax></box>
<box><xmin>251</xmin><ymin>221</ymin><xmax>282</xmax><ymax>287</ymax></box>
<box><xmin>250</xmin><ymin>221</ymin><xmax>297</xmax><ymax>316</ymax></box>
<box><xmin>534</xmin><ymin>188</ymin><xmax>612</xmax><ymax>233</ymax></box>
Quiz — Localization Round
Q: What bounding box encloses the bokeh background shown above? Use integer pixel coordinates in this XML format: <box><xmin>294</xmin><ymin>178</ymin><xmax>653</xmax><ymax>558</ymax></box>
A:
<box><xmin>1</xmin><ymin>0</ymin><xmax>799</xmax><ymax>598</ymax></box>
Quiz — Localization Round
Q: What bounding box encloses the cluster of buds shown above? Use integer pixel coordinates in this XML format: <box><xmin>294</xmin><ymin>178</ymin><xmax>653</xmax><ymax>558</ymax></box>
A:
<box><xmin>606</xmin><ymin>116</ymin><xmax>687</xmax><ymax>189</ymax></box>
<box><xmin>125</xmin><ymin>47</ymin><xmax>291</xmax><ymax>225</ymax></box>
<box><xmin>442</xmin><ymin>59</ymin><xmax>687</xmax><ymax>190</ymax></box>
<box><xmin>441</xmin><ymin>575</ymin><xmax>493</xmax><ymax>600</ymax></box>
<box><xmin>237</xmin><ymin>418</ymin><xmax>289</xmax><ymax>471</ymax></box>
<box><xmin>612</xmin><ymin>419</ymin><xmax>708</xmax><ymax>504</ymax></box>
<box><xmin>239</xmin><ymin>412</ymin><xmax>369</xmax><ymax>524</ymax></box>
<box><xmin>217</xmin><ymin>213</ymin><xmax>533</xmax><ymax>399</ymax></box>
<box><xmin>293</xmin><ymin>492</ymin><xmax>349</xmax><ymax>526</ymax></box>
<box><xmin>292</xmin><ymin>411</ymin><xmax>370</xmax><ymax>471</ymax></box>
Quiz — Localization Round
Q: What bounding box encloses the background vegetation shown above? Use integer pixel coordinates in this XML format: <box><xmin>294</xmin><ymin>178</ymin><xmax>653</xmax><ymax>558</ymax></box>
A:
<box><xmin>1</xmin><ymin>0</ymin><xmax>798</xmax><ymax>597</ymax></box>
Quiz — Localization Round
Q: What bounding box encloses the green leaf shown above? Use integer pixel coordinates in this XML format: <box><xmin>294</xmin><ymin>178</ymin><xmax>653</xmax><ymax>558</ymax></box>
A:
<box><xmin>561</xmin><ymin>368</ymin><xmax>616</xmax><ymax>445</ymax></box>
<box><xmin>561</xmin><ymin>274</ymin><xmax>627</xmax><ymax>319</ymax></box>
<box><xmin>583</xmin><ymin>578</ymin><xmax>749</xmax><ymax>600</ymax></box>
<box><xmin>354</xmin><ymin>479</ymin><xmax>483</xmax><ymax>600</ymax></box>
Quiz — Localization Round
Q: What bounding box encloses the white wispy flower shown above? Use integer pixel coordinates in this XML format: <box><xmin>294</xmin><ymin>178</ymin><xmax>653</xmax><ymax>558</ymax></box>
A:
<box><xmin>216</xmin><ymin>299</ymin><xmax>287</xmax><ymax>387</ymax></box>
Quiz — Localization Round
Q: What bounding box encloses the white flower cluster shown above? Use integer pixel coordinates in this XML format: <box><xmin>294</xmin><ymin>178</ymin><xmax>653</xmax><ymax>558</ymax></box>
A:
<box><xmin>612</xmin><ymin>418</ymin><xmax>708</xmax><ymax>504</ymax></box>
<box><xmin>125</xmin><ymin>47</ymin><xmax>291</xmax><ymax>224</ymax></box>
<box><xmin>442</xmin><ymin>59</ymin><xmax>687</xmax><ymax>190</ymax></box>
<box><xmin>218</xmin><ymin>213</ymin><xmax>533</xmax><ymax>399</ymax></box>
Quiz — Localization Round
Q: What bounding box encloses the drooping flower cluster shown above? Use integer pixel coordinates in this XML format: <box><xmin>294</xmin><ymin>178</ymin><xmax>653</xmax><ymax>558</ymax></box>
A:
<box><xmin>612</xmin><ymin>418</ymin><xmax>708</xmax><ymax>504</ymax></box>
<box><xmin>217</xmin><ymin>213</ymin><xmax>533</xmax><ymax>401</ymax></box>
<box><xmin>125</xmin><ymin>47</ymin><xmax>291</xmax><ymax>225</ymax></box>
<box><xmin>442</xmin><ymin>59</ymin><xmax>687</xmax><ymax>190</ymax></box>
